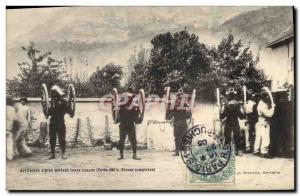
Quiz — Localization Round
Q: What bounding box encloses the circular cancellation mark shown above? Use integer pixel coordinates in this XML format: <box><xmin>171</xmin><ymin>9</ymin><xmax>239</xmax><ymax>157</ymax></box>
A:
<box><xmin>180</xmin><ymin>124</ymin><xmax>231</xmax><ymax>176</ymax></box>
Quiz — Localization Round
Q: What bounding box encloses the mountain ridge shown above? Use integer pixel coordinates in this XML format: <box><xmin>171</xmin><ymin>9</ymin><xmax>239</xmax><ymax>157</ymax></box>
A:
<box><xmin>212</xmin><ymin>6</ymin><xmax>293</xmax><ymax>46</ymax></box>
<box><xmin>7</xmin><ymin>7</ymin><xmax>293</xmax><ymax>79</ymax></box>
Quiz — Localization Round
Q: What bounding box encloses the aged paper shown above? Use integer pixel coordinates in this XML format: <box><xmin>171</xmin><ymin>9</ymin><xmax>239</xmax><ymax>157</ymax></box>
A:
<box><xmin>6</xmin><ymin>6</ymin><xmax>294</xmax><ymax>190</ymax></box>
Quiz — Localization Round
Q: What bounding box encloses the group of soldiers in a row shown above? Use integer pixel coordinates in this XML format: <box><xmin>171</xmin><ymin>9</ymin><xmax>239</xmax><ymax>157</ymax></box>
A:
<box><xmin>99</xmin><ymin>85</ymin><xmax>277</xmax><ymax>159</ymax></box>
<box><xmin>218</xmin><ymin>87</ymin><xmax>276</xmax><ymax>157</ymax></box>
<box><xmin>6</xmin><ymin>85</ymin><xmax>276</xmax><ymax>161</ymax></box>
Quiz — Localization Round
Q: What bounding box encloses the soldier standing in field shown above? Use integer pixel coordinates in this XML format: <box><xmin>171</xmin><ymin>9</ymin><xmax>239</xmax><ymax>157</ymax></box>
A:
<box><xmin>7</xmin><ymin>97</ymin><xmax>16</xmax><ymax>160</ymax></box>
<box><xmin>220</xmin><ymin>88</ymin><xmax>245</xmax><ymax>156</ymax></box>
<box><xmin>48</xmin><ymin>85</ymin><xmax>68</xmax><ymax>159</ymax></box>
<box><xmin>244</xmin><ymin>92</ymin><xmax>258</xmax><ymax>153</ymax></box>
<box><xmin>115</xmin><ymin>89</ymin><xmax>143</xmax><ymax>160</ymax></box>
<box><xmin>13</xmin><ymin>97</ymin><xmax>32</xmax><ymax>157</ymax></box>
<box><xmin>166</xmin><ymin>88</ymin><xmax>192</xmax><ymax>156</ymax></box>
<box><xmin>254</xmin><ymin>89</ymin><xmax>276</xmax><ymax>158</ymax></box>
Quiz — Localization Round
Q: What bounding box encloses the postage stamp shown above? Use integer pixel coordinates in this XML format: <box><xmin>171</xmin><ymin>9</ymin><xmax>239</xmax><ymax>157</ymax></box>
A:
<box><xmin>180</xmin><ymin>124</ymin><xmax>235</xmax><ymax>183</ymax></box>
<box><xmin>6</xmin><ymin>6</ymin><xmax>295</xmax><ymax>190</ymax></box>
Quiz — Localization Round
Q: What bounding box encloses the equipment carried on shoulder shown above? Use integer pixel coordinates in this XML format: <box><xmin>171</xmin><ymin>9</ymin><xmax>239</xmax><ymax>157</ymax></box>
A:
<box><xmin>164</xmin><ymin>87</ymin><xmax>196</xmax><ymax>122</ymax></box>
<box><xmin>41</xmin><ymin>83</ymin><xmax>76</xmax><ymax>119</ymax></box>
<box><xmin>111</xmin><ymin>88</ymin><xmax>145</xmax><ymax>124</ymax></box>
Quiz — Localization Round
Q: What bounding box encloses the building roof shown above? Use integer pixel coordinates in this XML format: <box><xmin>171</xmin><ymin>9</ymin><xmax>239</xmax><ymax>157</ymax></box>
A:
<box><xmin>266</xmin><ymin>25</ymin><xmax>294</xmax><ymax>48</ymax></box>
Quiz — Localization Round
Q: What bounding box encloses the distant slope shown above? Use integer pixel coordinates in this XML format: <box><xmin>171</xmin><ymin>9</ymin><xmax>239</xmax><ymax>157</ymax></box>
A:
<box><xmin>9</xmin><ymin>7</ymin><xmax>256</xmax><ymax>79</ymax></box>
<box><xmin>7</xmin><ymin>7</ymin><xmax>292</xmax><ymax>79</ymax></box>
<box><xmin>212</xmin><ymin>6</ymin><xmax>293</xmax><ymax>46</ymax></box>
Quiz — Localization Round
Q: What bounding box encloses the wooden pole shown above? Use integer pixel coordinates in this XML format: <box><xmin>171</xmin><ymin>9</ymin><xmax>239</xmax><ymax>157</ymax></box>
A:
<box><xmin>87</xmin><ymin>117</ymin><xmax>95</xmax><ymax>147</ymax></box>
<box><xmin>39</xmin><ymin>122</ymin><xmax>48</xmax><ymax>146</ymax></box>
<box><xmin>105</xmin><ymin>115</ymin><xmax>110</xmax><ymax>143</ymax></box>
<box><xmin>73</xmin><ymin>118</ymin><xmax>81</xmax><ymax>147</ymax></box>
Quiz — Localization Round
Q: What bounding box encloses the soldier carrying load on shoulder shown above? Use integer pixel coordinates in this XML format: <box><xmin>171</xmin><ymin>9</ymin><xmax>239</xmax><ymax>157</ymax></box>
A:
<box><xmin>166</xmin><ymin>88</ymin><xmax>192</xmax><ymax>157</ymax></box>
<box><xmin>115</xmin><ymin>88</ymin><xmax>143</xmax><ymax>160</ymax></box>
<box><xmin>48</xmin><ymin>85</ymin><xmax>69</xmax><ymax>160</ymax></box>
<box><xmin>254</xmin><ymin>88</ymin><xmax>276</xmax><ymax>158</ymax></box>
<box><xmin>220</xmin><ymin>87</ymin><xmax>245</xmax><ymax>156</ymax></box>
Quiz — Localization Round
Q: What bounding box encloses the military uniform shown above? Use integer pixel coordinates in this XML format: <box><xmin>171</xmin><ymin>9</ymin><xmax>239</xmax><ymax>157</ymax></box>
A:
<box><xmin>7</xmin><ymin>105</ymin><xmax>16</xmax><ymax>160</ymax></box>
<box><xmin>220</xmin><ymin>99</ymin><xmax>244</xmax><ymax>154</ymax></box>
<box><xmin>48</xmin><ymin>86</ymin><xmax>68</xmax><ymax>159</ymax></box>
<box><xmin>167</xmin><ymin>109</ymin><xmax>191</xmax><ymax>156</ymax></box>
<box><xmin>115</xmin><ymin>94</ymin><xmax>142</xmax><ymax>160</ymax></box>
<box><xmin>13</xmin><ymin>102</ymin><xmax>32</xmax><ymax>157</ymax></box>
<box><xmin>254</xmin><ymin>100</ymin><xmax>275</xmax><ymax>156</ymax></box>
<box><xmin>244</xmin><ymin>99</ymin><xmax>258</xmax><ymax>152</ymax></box>
<box><xmin>166</xmin><ymin>90</ymin><xmax>191</xmax><ymax>156</ymax></box>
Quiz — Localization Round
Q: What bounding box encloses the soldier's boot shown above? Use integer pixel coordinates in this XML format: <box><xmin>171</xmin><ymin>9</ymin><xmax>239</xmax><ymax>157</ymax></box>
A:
<box><xmin>173</xmin><ymin>147</ymin><xmax>179</xmax><ymax>156</ymax></box>
<box><xmin>260</xmin><ymin>153</ymin><xmax>272</xmax><ymax>158</ymax></box>
<box><xmin>48</xmin><ymin>153</ymin><xmax>55</xmax><ymax>160</ymax></box>
<box><xmin>20</xmin><ymin>138</ymin><xmax>32</xmax><ymax>157</ymax></box>
<box><xmin>117</xmin><ymin>154</ymin><xmax>124</xmax><ymax>160</ymax></box>
<box><xmin>245</xmin><ymin>147</ymin><xmax>253</xmax><ymax>153</ymax></box>
<box><xmin>236</xmin><ymin>150</ymin><xmax>243</xmax><ymax>156</ymax></box>
<box><xmin>173</xmin><ymin>139</ymin><xmax>180</xmax><ymax>156</ymax></box>
<box><xmin>14</xmin><ymin>148</ymin><xmax>20</xmax><ymax>158</ymax></box>
<box><xmin>61</xmin><ymin>152</ymin><xmax>67</xmax><ymax>159</ymax></box>
<box><xmin>132</xmin><ymin>154</ymin><xmax>141</xmax><ymax>160</ymax></box>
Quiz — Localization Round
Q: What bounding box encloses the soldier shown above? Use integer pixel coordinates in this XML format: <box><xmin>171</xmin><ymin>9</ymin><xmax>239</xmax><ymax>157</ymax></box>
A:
<box><xmin>19</xmin><ymin>97</ymin><xmax>31</xmax><ymax>142</ymax></box>
<box><xmin>48</xmin><ymin>85</ymin><xmax>68</xmax><ymax>159</ymax></box>
<box><xmin>14</xmin><ymin>97</ymin><xmax>32</xmax><ymax>157</ymax></box>
<box><xmin>254</xmin><ymin>89</ymin><xmax>276</xmax><ymax>158</ymax></box>
<box><xmin>115</xmin><ymin>90</ymin><xmax>142</xmax><ymax>160</ymax></box>
<box><xmin>166</xmin><ymin>88</ymin><xmax>191</xmax><ymax>156</ymax></box>
<box><xmin>220</xmin><ymin>88</ymin><xmax>245</xmax><ymax>156</ymax></box>
<box><xmin>244</xmin><ymin>92</ymin><xmax>258</xmax><ymax>153</ymax></box>
<box><xmin>7</xmin><ymin>97</ymin><xmax>16</xmax><ymax>160</ymax></box>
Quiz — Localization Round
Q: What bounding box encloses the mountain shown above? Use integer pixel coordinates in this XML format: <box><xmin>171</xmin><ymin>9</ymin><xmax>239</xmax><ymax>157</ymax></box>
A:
<box><xmin>212</xmin><ymin>6</ymin><xmax>293</xmax><ymax>46</ymax></box>
<box><xmin>9</xmin><ymin>7</ymin><xmax>258</xmax><ymax>45</ymax></box>
<box><xmin>7</xmin><ymin>7</ymin><xmax>259</xmax><ymax>79</ymax></box>
<box><xmin>7</xmin><ymin>7</ymin><xmax>293</xmax><ymax>79</ymax></box>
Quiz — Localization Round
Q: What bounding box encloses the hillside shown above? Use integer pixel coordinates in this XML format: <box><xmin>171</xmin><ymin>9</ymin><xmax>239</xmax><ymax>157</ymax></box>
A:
<box><xmin>7</xmin><ymin>7</ymin><xmax>293</xmax><ymax>79</ymax></box>
<box><xmin>7</xmin><ymin>7</ymin><xmax>258</xmax><ymax>79</ymax></box>
<box><xmin>212</xmin><ymin>6</ymin><xmax>294</xmax><ymax>46</ymax></box>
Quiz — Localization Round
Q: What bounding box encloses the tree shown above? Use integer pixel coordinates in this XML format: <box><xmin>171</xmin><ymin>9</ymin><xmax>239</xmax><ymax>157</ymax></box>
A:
<box><xmin>88</xmin><ymin>63</ymin><xmax>123</xmax><ymax>96</ymax></box>
<box><xmin>7</xmin><ymin>42</ymin><xmax>67</xmax><ymax>97</ymax></box>
<box><xmin>125</xmin><ymin>30</ymin><xmax>210</xmax><ymax>95</ymax></box>
<box><xmin>126</xmin><ymin>47</ymin><xmax>150</xmax><ymax>92</ymax></box>
<box><xmin>73</xmin><ymin>80</ymin><xmax>94</xmax><ymax>98</ymax></box>
<box><xmin>148</xmin><ymin>30</ymin><xmax>210</xmax><ymax>94</ymax></box>
<box><xmin>201</xmin><ymin>33</ymin><xmax>269</xmax><ymax>101</ymax></box>
<box><xmin>125</xmin><ymin>31</ymin><xmax>268</xmax><ymax>101</ymax></box>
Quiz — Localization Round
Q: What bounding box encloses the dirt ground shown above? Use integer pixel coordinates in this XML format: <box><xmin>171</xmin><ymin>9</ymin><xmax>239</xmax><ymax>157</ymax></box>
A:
<box><xmin>6</xmin><ymin>146</ymin><xmax>294</xmax><ymax>190</ymax></box>
<box><xmin>7</xmin><ymin>102</ymin><xmax>295</xmax><ymax>190</ymax></box>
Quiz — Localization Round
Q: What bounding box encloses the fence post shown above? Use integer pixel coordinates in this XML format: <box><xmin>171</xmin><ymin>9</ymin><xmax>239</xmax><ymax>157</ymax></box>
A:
<box><xmin>105</xmin><ymin>115</ymin><xmax>111</xmax><ymax>143</ymax></box>
<box><xmin>39</xmin><ymin>122</ymin><xmax>48</xmax><ymax>147</ymax></box>
<box><xmin>87</xmin><ymin>117</ymin><xmax>95</xmax><ymax>147</ymax></box>
<box><xmin>104</xmin><ymin>115</ymin><xmax>112</xmax><ymax>150</ymax></box>
<box><xmin>73</xmin><ymin>118</ymin><xmax>81</xmax><ymax>147</ymax></box>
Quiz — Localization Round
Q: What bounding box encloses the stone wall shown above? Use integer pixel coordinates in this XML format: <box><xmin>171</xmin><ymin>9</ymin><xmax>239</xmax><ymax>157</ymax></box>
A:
<box><xmin>26</xmin><ymin>101</ymin><xmax>215</xmax><ymax>150</ymax></box>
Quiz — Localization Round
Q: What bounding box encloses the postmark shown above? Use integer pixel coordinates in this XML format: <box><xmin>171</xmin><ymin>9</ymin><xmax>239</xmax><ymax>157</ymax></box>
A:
<box><xmin>180</xmin><ymin>124</ymin><xmax>235</xmax><ymax>183</ymax></box>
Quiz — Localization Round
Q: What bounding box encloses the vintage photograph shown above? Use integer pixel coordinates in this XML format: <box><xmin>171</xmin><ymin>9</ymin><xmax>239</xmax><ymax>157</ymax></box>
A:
<box><xmin>6</xmin><ymin>6</ymin><xmax>295</xmax><ymax>190</ymax></box>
